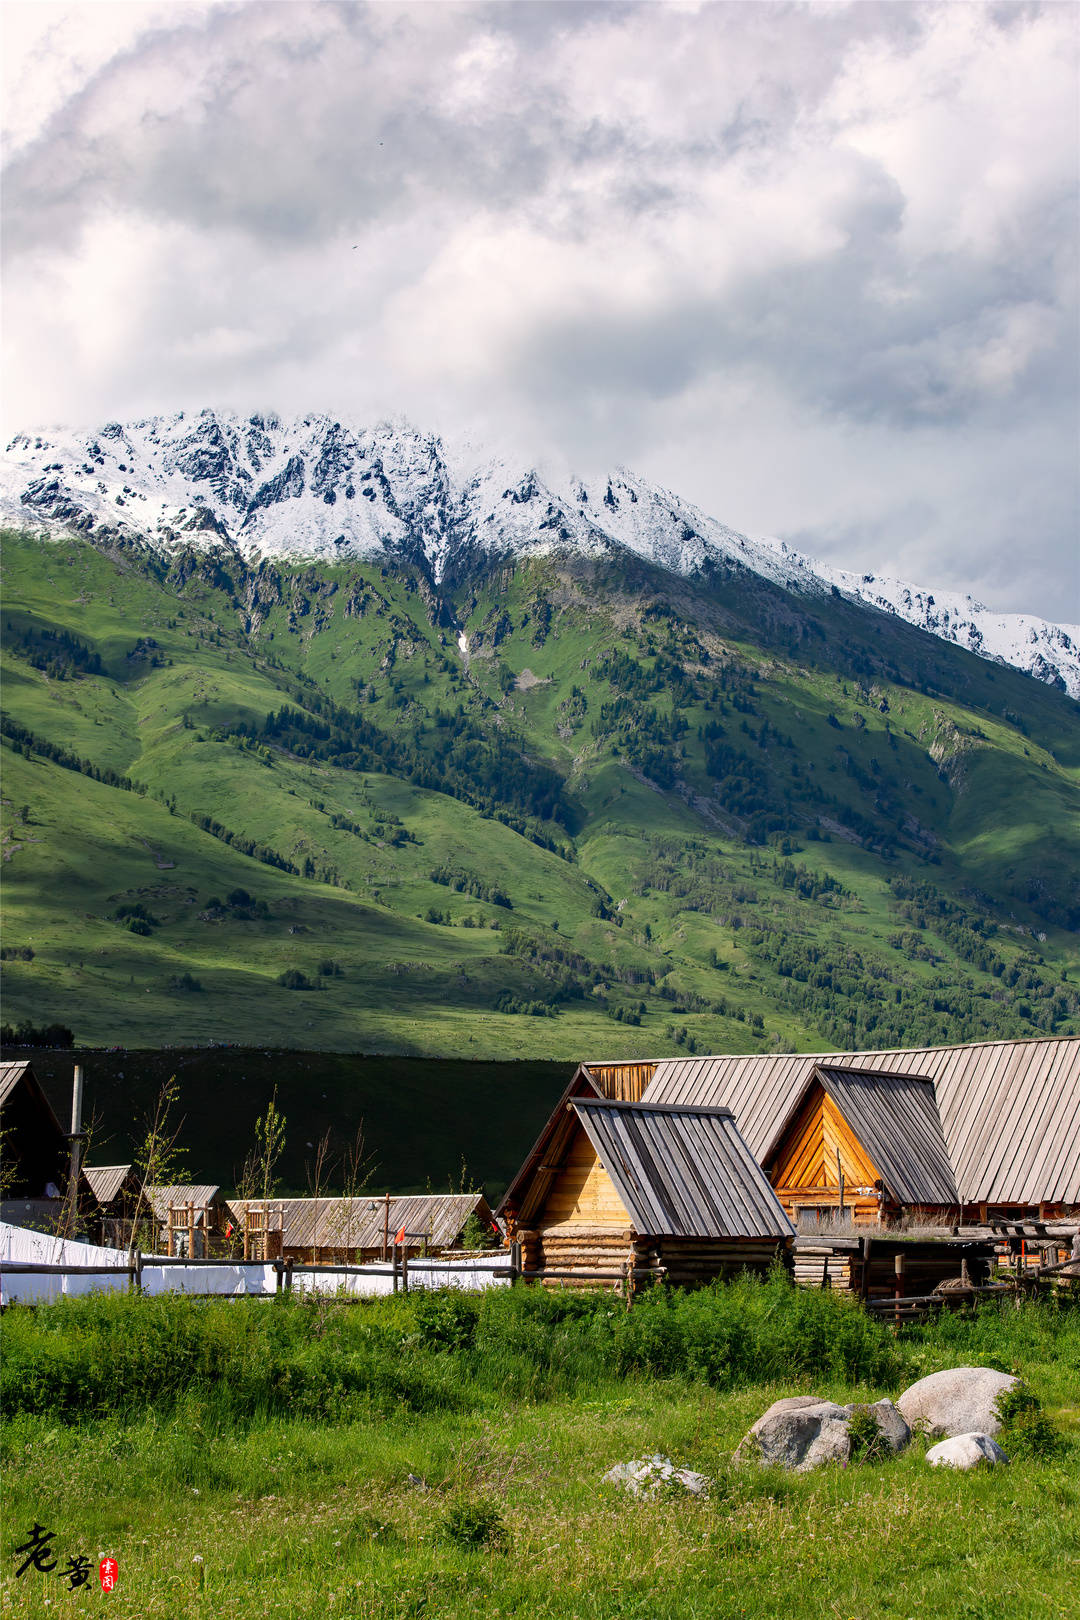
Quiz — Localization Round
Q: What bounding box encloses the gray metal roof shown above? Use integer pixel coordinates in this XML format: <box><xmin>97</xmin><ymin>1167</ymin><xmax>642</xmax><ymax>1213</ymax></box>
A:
<box><xmin>226</xmin><ymin>1192</ymin><xmax>491</xmax><ymax>1252</ymax></box>
<box><xmin>642</xmin><ymin>1036</ymin><xmax>1080</xmax><ymax>1205</ymax></box>
<box><xmin>766</xmin><ymin>1065</ymin><xmax>959</xmax><ymax>1207</ymax></box>
<box><xmin>83</xmin><ymin>1165</ymin><xmax>138</xmax><ymax>1206</ymax></box>
<box><xmin>570</xmin><ymin>1098</ymin><xmax>796</xmax><ymax>1240</ymax></box>
<box><xmin>146</xmin><ymin>1184</ymin><xmax>222</xmax><ymax>1223</ymax></box>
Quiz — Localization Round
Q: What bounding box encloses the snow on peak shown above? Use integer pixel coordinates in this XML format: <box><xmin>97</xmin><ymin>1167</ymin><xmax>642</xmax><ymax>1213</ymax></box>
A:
<box><xmin>2</xmin><ymin>410</ymin><xmax>1076</xmax><ymax>697</ymax></box>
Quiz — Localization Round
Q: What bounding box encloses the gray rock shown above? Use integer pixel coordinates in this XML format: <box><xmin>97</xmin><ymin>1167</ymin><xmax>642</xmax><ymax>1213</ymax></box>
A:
<box><xmin>926</xmin><ymin>1432</ymin><xmax>1010</xmax><ymax>1469</ymax></box>
<box><xmin>896</xmin><ymin>1367</ymin><xmax>1018</xmax><ymax>1439</ymax></box>
<box><xmin>735</xmin><ymin>1401</ymin><xmax>852</xmax><ymax>1471</ymax></box>
<box><xmin>849</xmin><ymin>1399</ymin><xmax>911</xmax><ymax>1455</ymax></box>
<box><xmin>735</xmin><ymin>1397</ymin><xmax>911</xmax><ymax>1471</ymax></box>
<box><xmin>601</xmin><ymin>1453</ymin><xmax>710</xmax><ymax>1497</ymax></box>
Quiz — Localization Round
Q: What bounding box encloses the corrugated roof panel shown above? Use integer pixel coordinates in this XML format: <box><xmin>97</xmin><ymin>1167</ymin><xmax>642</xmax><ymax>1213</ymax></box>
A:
<box><xmin>642</xmin><ymin>1037</ymin><xmax>1080</xmax><ymax>1205</ymax></box>
<box><xmin>813</xmin><ymin>1066</ymin><xmax>959</xmax><ymax>1206</ymax></box>
<box><xmin>0</xmin><ymin>1061</ymin><xmax>33</xmax><ymax>1107</ymax></box>
<box><xmin>227</xmin><ymin>1192</ymin><xmax>489</xmax><ymax>1252</ymax></box>
<box><xmin>571</xmin><ymin>1099</ymin><xmax>795</xmax><ymax>1240</ymax></box>
<box><xmin>83</xmin><ymin>1165</ymin><xmax>136</xmax><ymax>1205</ymax></box>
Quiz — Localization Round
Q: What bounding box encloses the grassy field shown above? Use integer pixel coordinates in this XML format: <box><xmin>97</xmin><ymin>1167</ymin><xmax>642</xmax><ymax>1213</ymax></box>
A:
<box><xmin>3</xmin><ymin>527</ymin><xmax>1078</xmax><ymax>1059</ymax></box>
<box><xmin>1</xmin><ymin>1283</ymin><xmax>1077</xmax><ymax>1619</ymax></box>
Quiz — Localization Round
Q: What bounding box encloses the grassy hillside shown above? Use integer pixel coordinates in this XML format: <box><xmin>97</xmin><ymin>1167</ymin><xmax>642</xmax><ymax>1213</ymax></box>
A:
<box><xmin>2</xmin><ymin>526</ymin><xmax>1078</xmax><ymax>1058</ymax></box>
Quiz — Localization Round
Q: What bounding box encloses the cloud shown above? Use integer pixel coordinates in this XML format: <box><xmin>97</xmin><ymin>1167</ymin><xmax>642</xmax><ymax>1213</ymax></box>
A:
<box><xmin>2</xmin><ymin>0</ymin><xmax>1076</xmax><ymax>617</ymax></box>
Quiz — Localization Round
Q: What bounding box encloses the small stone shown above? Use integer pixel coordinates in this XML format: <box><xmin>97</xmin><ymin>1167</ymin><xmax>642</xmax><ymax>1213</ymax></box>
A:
<box><xmin>926</xmin><ymin>1432</ymin><xmax>1009</xmax><ymax>1470</ymax></box>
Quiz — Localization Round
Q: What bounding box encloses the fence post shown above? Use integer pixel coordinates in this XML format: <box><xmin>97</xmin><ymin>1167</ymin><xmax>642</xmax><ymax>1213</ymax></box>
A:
<box><xmin>510</xmin><ymin>1239</ymin><xmax>522</xmax><ymax>1286</ymax></box>
<box><xmin>392</xmin><ymin>1245</ymin><xmax>399</xmax><ymax>1293</ymax></box>
<box><xmin>894</xmin><ymin>1252</ymin><xmax>904</xmax><ymax>1331</ymax></box>
<box><xmin>274</xmin><ymin>1259</ymin><xmax>283</xmax><ymax>1295</ymax></box>
<box><xmin>401</xmin><ymin>1249</ymin><xmax>409</xmax><ymax>1294</ymax></box>
<box><xmin>285</xmin><ymin>1261</ymin><xmax>294</xmax><ymax>1295</ymax></box>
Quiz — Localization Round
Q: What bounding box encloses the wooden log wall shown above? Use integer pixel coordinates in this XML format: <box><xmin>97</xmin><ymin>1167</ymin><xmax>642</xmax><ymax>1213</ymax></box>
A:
<box><xmin>535</xmin><ymin>1226</ymin><xmax>633</xmax><ymax>1285</ymax></box>
<box><xmin>653</xmin><ymin>1238</ymin><xmax>788</xmax><ymax>1286</ymax></box>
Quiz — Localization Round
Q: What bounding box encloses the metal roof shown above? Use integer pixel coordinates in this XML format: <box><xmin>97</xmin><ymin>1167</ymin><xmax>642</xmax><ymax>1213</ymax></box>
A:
<box><xmin>83</xmin><ymin>1165</ymin><xmax>138</xmax><ymax>1206</ymax></box>
<box><xmin>570</xmin><ymin>1098</ymin><xmax>796</xmax><ymax>1240</ymax></box>
<box><xmin>764</xmin><ymin>1065</ymin><xmax>959</xmax><ymax>1207</ymax></box>
<box><xmin>642</xmin><ymin>1036</ymin><xmax>1080</xmax><ymax>1205</ymax></box>
<box><xmin>146</xmin><ymin>1184</ymin><xmax>222</xmax><ymax>1223</ymax></box>
<box><xmin>226</xmin><ymin>1192</ymin><xmax>491</xmax><ymax>1252</ymax></box>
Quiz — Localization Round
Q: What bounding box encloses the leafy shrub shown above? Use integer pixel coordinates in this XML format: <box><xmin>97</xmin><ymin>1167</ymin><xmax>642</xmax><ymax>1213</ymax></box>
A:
<box><xmin>276</xmin><ymin>969</ymin><xmax>313</xmax><ymax>990</ymax></box>
<box><xmin>994</xmin><ymin>1384</ymin><xmax>1064</xmax><ymax>1461</ymax></box>
<box><xmin>846</xmin><ymin>1406</ymin><xmax>889</xmax><ymax>1463</ymax></box>
<box><xmin>168</xmin><ymin>973</ymin><xmax>204</xmax><ymax>993</ymax></box>
<box><xmin>444</xmin><ymin>1498</ymin><xmax>507</xmax><ymax>1550</ymax></box>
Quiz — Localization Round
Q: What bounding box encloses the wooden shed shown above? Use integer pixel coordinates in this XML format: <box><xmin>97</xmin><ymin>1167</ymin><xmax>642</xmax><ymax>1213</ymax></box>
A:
<box><xmin>226</xmin><ymin>1191</ymin><xmax>494</xmax><ymax>1265</ymax></box>
<box><xmin>82</xmin><ymin>1164</ymin><xmax>145</xmax><ymax>1248</ymax></box>
<box><xmin>500</xmin><ymin>1097</ymin><xmax>795</xmax><ymax>1288</ymax></box>
<box><xmin>761</xmin><ymin>1064</ymin><xmax>959</xmax><ymax>1226</ymax></box>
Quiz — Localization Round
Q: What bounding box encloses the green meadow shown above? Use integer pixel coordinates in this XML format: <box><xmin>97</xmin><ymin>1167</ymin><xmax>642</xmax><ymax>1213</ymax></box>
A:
<box><xmin>1</xmin><ymin>1283</ymin><xmax>1077</xmax><ymax>1619</ymax></box>
<box><xmin>2</xmin><ymin>526</ymin><xmax>1078</xmax><ymax>1060</ymax></box>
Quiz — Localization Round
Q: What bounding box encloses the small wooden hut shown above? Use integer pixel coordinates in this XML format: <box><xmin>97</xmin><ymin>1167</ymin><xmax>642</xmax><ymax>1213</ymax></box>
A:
<box><xmin>82</xmin><ymin>1164</ymin><xmax>145</xmax><ymax>1248</ymax></box>
<box><xmin>761</xmin><ymin>1063</ymin><xmax>959</xmax><ymax>1227</ymax></box>
<box><xmin>145</xmin><ymin>1184</ymin><xmax>226</xmax><ymax>1256</ymax></box>
<box><xmin>499</xmin><ymin>1097</ymin><xmax>795</xmax><ymax>1288</ymax></box>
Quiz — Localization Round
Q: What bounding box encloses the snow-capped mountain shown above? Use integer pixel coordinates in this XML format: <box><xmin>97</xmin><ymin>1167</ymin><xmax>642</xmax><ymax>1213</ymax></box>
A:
<box><xmin>3</xmin><ymin>409</ymin><xmax>1077</xmax><ymax>697</ymax></box>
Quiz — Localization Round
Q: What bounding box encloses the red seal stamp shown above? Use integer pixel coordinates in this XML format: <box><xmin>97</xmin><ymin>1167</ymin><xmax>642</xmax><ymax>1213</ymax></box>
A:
<box><xmin>99</xmin><ymin>1557</ymin><xmax>118</xmax><ymax>1592</ymax></box>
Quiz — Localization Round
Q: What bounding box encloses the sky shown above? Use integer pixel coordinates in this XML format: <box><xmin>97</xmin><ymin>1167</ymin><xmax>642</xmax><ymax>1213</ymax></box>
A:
<box><xmin>3</xmin><ymin>0</ymin><xmax>1077</xmax><ymax>619</ymax></box>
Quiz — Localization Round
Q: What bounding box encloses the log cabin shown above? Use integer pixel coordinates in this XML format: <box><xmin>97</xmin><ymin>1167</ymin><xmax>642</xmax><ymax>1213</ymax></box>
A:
<box><xmin>578</xmin><ymin>1035</ymin><xmax>1078</xmax><ymax>1225</ymax></box>
<box><xmin>760</xmin><ymin>1063</ymin><xmax>959</xmax><ymax>1226</ymax></box>
<box><xmin>499</xmin><ymin>1096</ymin><xmax>795</xmax><ymax>1288</ymax></box>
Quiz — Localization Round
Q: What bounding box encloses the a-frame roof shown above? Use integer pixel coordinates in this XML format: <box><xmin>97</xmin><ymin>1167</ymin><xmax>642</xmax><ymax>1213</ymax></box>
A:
<box><xmin>763</xmin><ymin>1064</ymin><xmax>959</xmax><ymax>1207</ymax></box>
<box><xmin>497</xmin><ymin>1064</ymin><xmax>603</xmax><ymax>1220</ymax></box>
<box><xmin>569</xmin><ymin>1098</ymin><xmax>795</xmax><ymax>1240</ymax></box>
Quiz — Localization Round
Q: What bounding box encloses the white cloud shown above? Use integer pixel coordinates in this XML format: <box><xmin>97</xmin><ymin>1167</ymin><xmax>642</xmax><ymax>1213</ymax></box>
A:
<box><xmin>1</xmin><ymin>0</ymin><xmax>1076</xmax><ymax>617</ymax></box>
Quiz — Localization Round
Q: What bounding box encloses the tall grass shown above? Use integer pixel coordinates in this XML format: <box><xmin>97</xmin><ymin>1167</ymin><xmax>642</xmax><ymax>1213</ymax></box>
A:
<box><xmin>6</xmin><ymin>1278</ymin><xmax>1077</xmax><ymax>1433</ymax></box>
<box><xmin>2</xmin><ymin>1273</ymin><xmax>905</xmax><ymax>1426</ymax></box>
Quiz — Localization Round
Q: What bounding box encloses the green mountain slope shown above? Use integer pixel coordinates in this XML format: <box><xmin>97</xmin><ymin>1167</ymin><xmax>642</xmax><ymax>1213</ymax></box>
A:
<box><xmin>2</xmin><ymin>527</ymin><xmax>1078</xmax><ymax>1056</ymax></box>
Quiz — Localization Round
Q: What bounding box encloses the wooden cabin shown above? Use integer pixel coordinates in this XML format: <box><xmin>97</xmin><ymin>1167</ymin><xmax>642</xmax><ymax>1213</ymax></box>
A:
<box><xmin>0</xmin><ymin>1060</ymin><xmax>85</xmax><ymax>1235</ymax></box>
<box><xmin>626</xmin><ymin>1035</ymin><xmax>1080</xmax><ymax>1224</ymax></box>
<box><xmin>760</xmin><ymin>1064</ymin><xmax>959</xmax><ymax>1227</ymax></box>
<box><xmin>499</xmin><ymin>1096</ymin><xmax>795</xmax><ymax>1288</ymax></box>
<box><xmin>0</xmin><ymin>1060</ymin><xmax>70</xmax><ymax>1202</ymax></box>
<box><xmin>226</xmin><ymin>1191</ymin><xmax>494</xmax><ymax>1265</ymax></box>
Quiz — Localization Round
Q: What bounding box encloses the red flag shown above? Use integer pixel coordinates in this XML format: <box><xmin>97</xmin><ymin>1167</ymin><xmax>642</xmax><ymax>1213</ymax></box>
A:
<box><xmin>395</xmin><ymin>1227</ymin><xmax>406</xmax><ymax>1244</ymax></box>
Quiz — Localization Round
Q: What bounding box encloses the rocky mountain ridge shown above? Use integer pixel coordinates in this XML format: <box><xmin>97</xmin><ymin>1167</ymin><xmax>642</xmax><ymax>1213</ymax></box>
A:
<box><xmin>4</xmin><ymin>409</ymin><xmax>1077</xmax><ymax>696</ymax></box>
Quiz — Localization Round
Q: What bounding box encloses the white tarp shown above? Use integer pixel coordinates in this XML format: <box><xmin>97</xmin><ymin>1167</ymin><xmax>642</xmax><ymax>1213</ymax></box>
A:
<box><xmin>144</xmin><ymin>1263</ymin><xmax>278</xmax><ymax>1296</ymax></box>
<box><xmin>290</xmin><ymin>1254</ymin><xmax>510</xmax><ymax>1296</ymax></box>
<box><xmin>1</xmin><ymin>1222</ymin><xmax>510</xmax><ymax>1303</ymax></box>
<box><xmin>0</xmin><ymin>1221</ymin><xmax>131</xmax><ymax>1305</ymax></box>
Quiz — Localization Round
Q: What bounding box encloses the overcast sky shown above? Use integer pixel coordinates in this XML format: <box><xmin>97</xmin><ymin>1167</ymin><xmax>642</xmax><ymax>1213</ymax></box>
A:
<box><xmin>3</xmin><ymin>1</ymin><xmax>1077</xmax><ymax>617</ymax></box>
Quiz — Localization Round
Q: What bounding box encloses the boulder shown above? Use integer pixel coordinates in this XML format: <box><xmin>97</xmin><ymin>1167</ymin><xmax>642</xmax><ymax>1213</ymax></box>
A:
<box><xmin>849</xmin><ymin>1399</ymin><xmax>911</xmax><ymax>1456</ymax></box>
<box><xmin>735</xmin><ymin>1397</ymin><xmax>910</xmax><ymax>1471</ymax></box>
<box><xmin>926</xmin><ymin>1432</ymin><xmax>1009</xmax><ymax>1470</ymax></box>
<box><xmin>601</xmin><ymin>1454</ymin><xmax>710</xmax><ymax>1498</ymax></box>
<box><xmin>735</xmin><ymin>1401</ymin><xmax>852</xmax><ymax>1471</ymax></box>
<box><xmin>897</xmin><ymin>1368</ymin><xmax>1018</xmax><ymax>1439</ymax></box>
